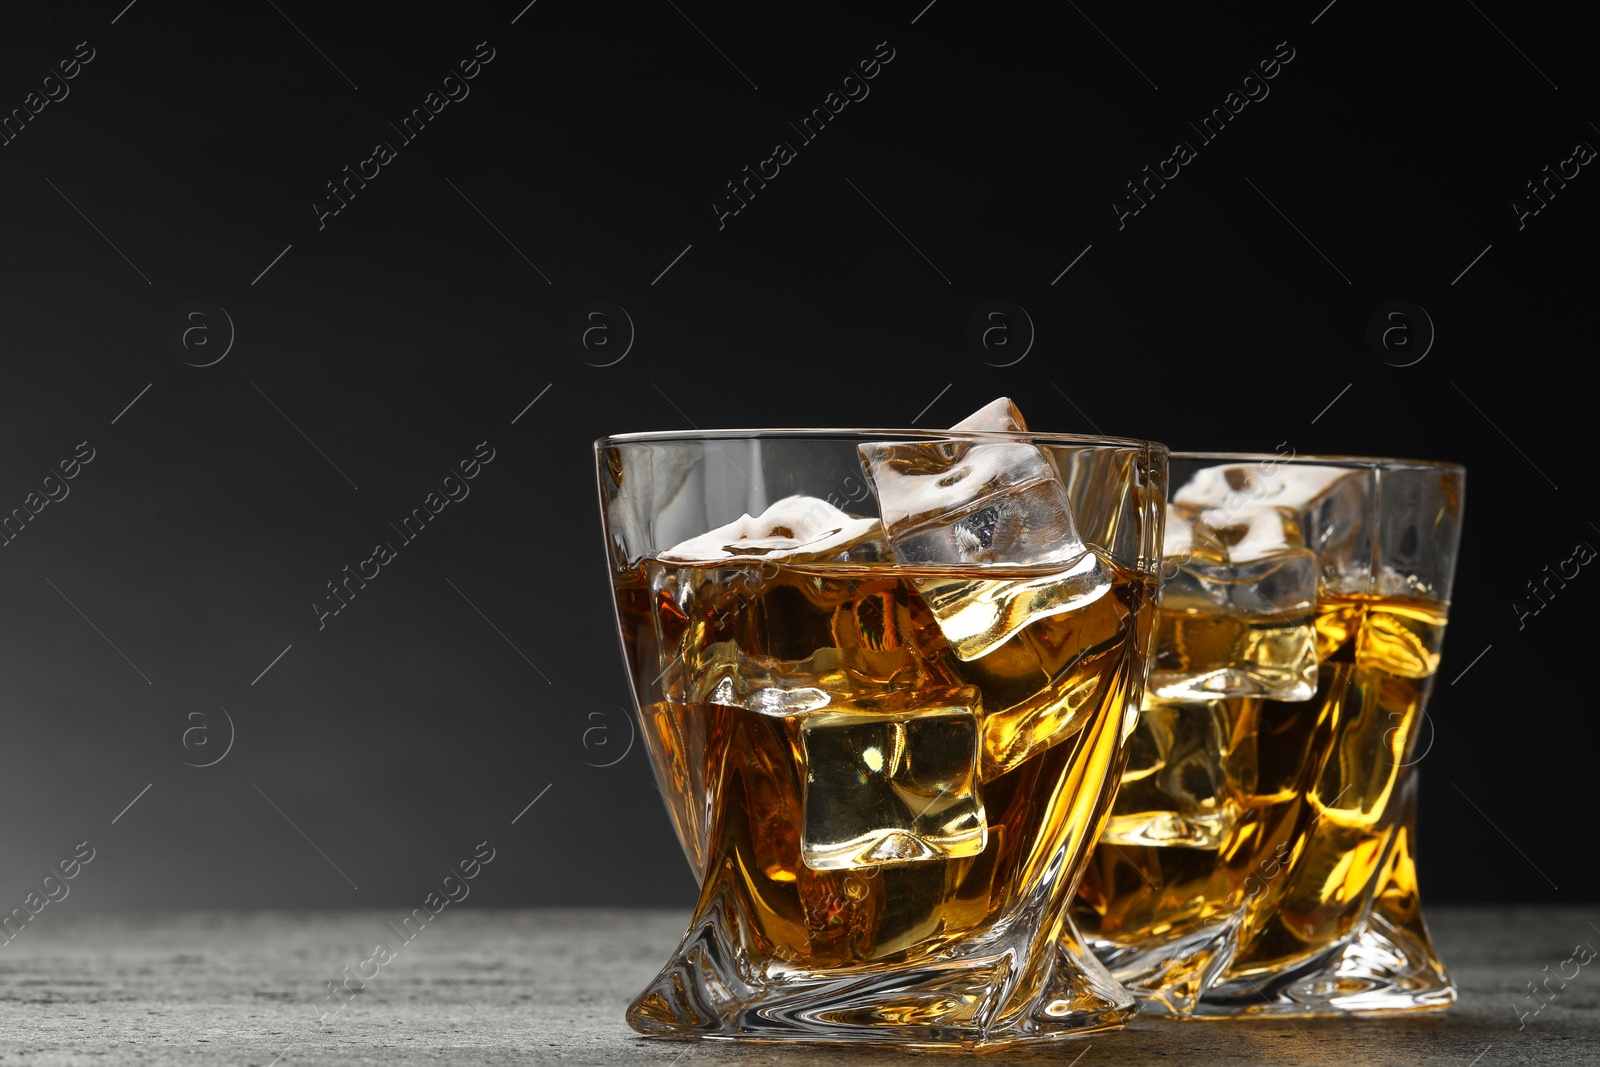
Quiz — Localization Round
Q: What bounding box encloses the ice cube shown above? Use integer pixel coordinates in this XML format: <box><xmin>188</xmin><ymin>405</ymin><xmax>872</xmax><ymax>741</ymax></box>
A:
<box><xmin>672</xmin><ymin>641</ymin><xmax>967</xmax><ymax>717</ymax></box>
<box><xmin>1099</xmin><ymin>697</ymin><xmax>1257</xmax><ymax>849</ymax></box>
<box><xmin>949</xmin><ymin>396</ymin><xmax>1029</xmax><ymax>432</ymax></box>
<box><xmin>858</xmin><ymin>398</ymin><xmax>1110</xmax><ymax>660</ymax></box>
<box><xmin>653</xmin><ymin>546</ymin><xmax>962</xmax><ymax>720</ymax></box>
<box><xmin>1151</xmin><ymin>502</ymin><xmax>1319</xmax><ymax>702</ymax></box>
<box><xmin>800</xmin><ymin>702</ymin><xmax>987</xmax><ymax>870</ymax></box>
<box><xmin>650</xmin><ymin>496</ymin><xmax>891</xmax><ymax>700</ymax></box>
<box><xmin>861</xmin><ymin>441</ymin><xmax>1071</xmax><ymax>566</ymax></box>
<box><xmin>957</xmin><ymin>576</ymin><xmax>1136</xmax><ymax>779</ymax></box>
<box><xmin>659</xmin><ymin>495</ymin><xmax>887</xmax><ymax>563</ymax></box>
<box><xmin>1170</xmin><ymin>463</ymin><xmax>1357</xmax><ymax>513</ymax></box>
<box><xmin>1172</xmin><ymin>463</ymin><xmax>1369</xmax><ymax>594</ymax></box>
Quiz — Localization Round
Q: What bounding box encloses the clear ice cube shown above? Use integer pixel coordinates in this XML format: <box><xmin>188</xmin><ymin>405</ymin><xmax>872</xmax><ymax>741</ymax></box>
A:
<box><xmin>660</xmin><ymin>495</ymin><xmax>887</xmax><ymax>563</ymax></box>
<box><xmin>858</xmin><ymin>398</ymin><xmax>1110</xmax><ymax>661</ymax></box>
<box><xmin>800</xmin><ymin>702</ymin><xmax>986</xmax><ymax>870</ymax></box>
<box><xmin>1152</xmin><ymin>502</ymin><xmax>1320</xmax><ymax>702</ymax></box>
<box><xmin>956</xmin><ymin>582</ymin><xmax>1134</xmax><ymax>779</ymax></box>
<box><xmin>950</xmin><ymin>396</ymin><xmax>1029</xmax><ymax>432</ymax></box>
<box><xmin>653</xmin><ymin>546</ymin><xmax>962</xmax><ymax>719</ymax></box>
<box><xmin>1172</xmin><ymin>463</ymin><xmax>1369</xmax><ymax>594</ymax></box>
<box><xmin>650</xmin><ymin>495</ymin><xmax>894</xmax><ymax>703</ymax></box>
<box><xmin>670</xmin><ymin>641</ymin><xmax>966</xmax><ymax>718</ymax></box>
<box><xmin>1100</xmin><ymin>697</ymin><xmax>1256</xmax><ymax>849</ymax></box>
<box><xmin>1152</xmin><ymin>461</ymin><xmax>1368</xmax><ymax>703</ymax></box>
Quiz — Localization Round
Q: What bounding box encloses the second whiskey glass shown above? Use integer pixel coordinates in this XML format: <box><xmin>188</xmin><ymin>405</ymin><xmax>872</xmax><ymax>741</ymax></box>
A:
<box><xmin>1073</xmin><ymin>451</ymin><xmax>1464</xmax><ymax>1017</ymax></box>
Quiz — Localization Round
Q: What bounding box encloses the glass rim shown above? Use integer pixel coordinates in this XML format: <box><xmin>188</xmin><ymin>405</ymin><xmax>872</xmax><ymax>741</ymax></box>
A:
<box><xmin>1171</xmin><ymin>450</ymin><xmax>1464</xmax><ymax>474</ymax></box>
<box><xmin>595</xmin><ymin>427</ymin><xmax>1169</xmax><ymax>453</ymax></box>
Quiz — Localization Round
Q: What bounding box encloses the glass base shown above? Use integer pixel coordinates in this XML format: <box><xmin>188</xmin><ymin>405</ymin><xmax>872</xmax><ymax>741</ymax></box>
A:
<box><xmin>628</xmin><ymin>904</ymin><xmax>1137</xmax><ymax>1050</ymax></box>
<box><xmin>1094</xmin><ymin>910</ymin><xmax>1454</xmax><ymax>1019</ymax></box>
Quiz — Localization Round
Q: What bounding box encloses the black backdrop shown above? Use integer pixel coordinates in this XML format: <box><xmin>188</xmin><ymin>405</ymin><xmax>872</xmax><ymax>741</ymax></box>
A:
<box><xmin>0</xmin><ymin>1</ymin><xmax>1591</xmax><ymax>915</ymax></box>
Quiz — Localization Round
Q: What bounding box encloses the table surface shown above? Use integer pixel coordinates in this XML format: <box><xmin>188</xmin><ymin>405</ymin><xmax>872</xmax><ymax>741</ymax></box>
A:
<box><xmin>0</xmin><ymin>907</ymin><xmax>1595</xmax><ymax>1065</ymax></box>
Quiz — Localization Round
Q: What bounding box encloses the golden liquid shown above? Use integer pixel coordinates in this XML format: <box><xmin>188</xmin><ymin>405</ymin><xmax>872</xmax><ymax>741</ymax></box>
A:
<box><xmin>615</xmin><ymin>553</ymin><xmax>1155</xmax><ymax>970</ymax></box>
<box><xmin>1075</xmin><ymin>594</ymin><xmax>1445</xmax><ymax>978</ymax></box>
<box><xmin>1149</xmin><ymin>602</ymin><xmax>1318</xmax><ymax>700</ymax></box>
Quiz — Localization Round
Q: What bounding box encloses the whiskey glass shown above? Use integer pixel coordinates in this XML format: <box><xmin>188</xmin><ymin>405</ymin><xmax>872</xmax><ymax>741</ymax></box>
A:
<box><xmin>596</xmin><ymin>426</ymin><xmax>1166</xmax><ymax>1048</ymax></box>
<box><xmin>1073</xmin><ymin>452</ymin><xmax>1464</xmax><ymax>1017</ymax></box>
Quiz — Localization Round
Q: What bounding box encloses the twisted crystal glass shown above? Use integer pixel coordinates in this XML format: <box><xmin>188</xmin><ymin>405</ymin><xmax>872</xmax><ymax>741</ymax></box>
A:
<box><xmin>1073</xmin><ymin>452</ymin><xmax>1464</xmax><ymax>1017</ymax></box>
<box><xmin>597</xmin><ymin>428</ymin><xmax>1166</xmax><ymax>1048</ymax></box>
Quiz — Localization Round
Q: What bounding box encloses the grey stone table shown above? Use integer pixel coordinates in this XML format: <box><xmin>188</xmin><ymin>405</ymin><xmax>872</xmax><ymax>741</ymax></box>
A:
<box><xmin>1</xmin><ymin>907</ymin><xmax>1596</xmax><ymax>1065</ymax></box>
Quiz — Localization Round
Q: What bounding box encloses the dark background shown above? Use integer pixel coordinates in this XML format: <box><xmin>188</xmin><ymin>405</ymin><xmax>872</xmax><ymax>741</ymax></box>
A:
<box><xmin>0</xmin><ymin>0</ymin><xmax>1589</xmax><ymax>916</ymax></box>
